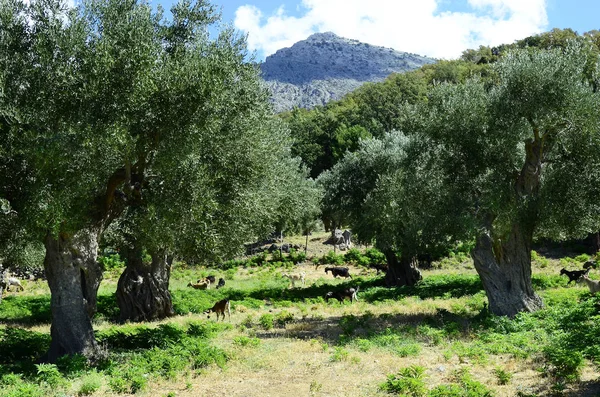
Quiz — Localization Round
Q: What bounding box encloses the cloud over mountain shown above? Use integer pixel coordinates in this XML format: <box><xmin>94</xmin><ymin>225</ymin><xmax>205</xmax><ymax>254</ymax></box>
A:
<box><xmin>234</xmin><ymin>0</ymin><xmax>547</xmax><ymax>60</ymax></box>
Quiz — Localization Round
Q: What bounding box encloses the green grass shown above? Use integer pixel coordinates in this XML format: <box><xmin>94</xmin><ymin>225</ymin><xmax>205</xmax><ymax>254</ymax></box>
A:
<box><xmin>1</xmin><ymin>249</ymin><xmax>599</xmax><ymax>395</ymax></box>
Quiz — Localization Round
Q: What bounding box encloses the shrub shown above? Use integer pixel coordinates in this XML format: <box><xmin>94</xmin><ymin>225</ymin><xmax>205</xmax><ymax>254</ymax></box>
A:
<box><xmin>35</xmin><ymin>364</ymin><xmax>65</xmax><ymax>388</ymax></box>
<box><xmin>259</xmin><ymin>314</ymin><xmax>274</xmax><ymax>330</ymax></box>
<box><xmin>494</xmin><ymin>367</ymin><xmax>512</xmax><ymax>385</ymax></box>
<box><xmin>320</xmin><ymin>251</ymin><xmax>344</xmax><ymax>266</ymax></box>
<box><xmin>544</xmin><ymin>344</ymin><xmax>584</xmax><ymax>381</ymax></box>
<box><xmin>344</xmin><ymin>248</ymin><xmax>363</xmax><ymax>264</ymax></box>
<box><xmin>275</xmin><ymin>311</ymin><xmax>294</xmax><ymax>327</ymax></box>
<box><xmin>288</xmin><ymin>249</ymin><xmax>307</xmax><ymax>264</ymax></box>
<box><xmin>77</xmin><ymin>371</ymin><xmax>103</xmax><ymax>396</ymax></box>
<box><xmin>364</xmin><ymin>248</ymin><xmax>386</xmax><ymax>265</ymax></box>
<box><xmin>380</xmin><ymin>365</ymin><xmax>427</xmax><ymax>396</ymax></box>
<box><xmin>330</xmin><ymin>347</ymin><xmax>349</xmax><ymax>362</ymax></box>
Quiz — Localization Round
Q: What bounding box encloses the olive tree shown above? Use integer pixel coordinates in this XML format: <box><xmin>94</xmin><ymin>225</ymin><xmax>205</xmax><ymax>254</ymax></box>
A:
<box><xmin>322</xmin><ymin>45</ymin><xmax>600</xmax><ymax>316</ymax></box>
<box><xmin>0</xmin><ymin>0</ymin><xmax>310</xmax><ymax>360</ymax></box>
<box><xmin>319</xmin><ymin>133</ymin><xmax>469</xmax><ymax>286</ymax></box>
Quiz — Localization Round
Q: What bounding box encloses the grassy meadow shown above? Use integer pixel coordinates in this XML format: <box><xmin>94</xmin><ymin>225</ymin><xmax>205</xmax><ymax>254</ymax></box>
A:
<box><xmin>1</xmin><ymin>233</ymin><xmax>599</xmax><ymax>397</ymax></box>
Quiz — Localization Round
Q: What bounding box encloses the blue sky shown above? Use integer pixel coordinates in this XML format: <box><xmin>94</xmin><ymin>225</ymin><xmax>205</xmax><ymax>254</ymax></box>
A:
<box><xmin>156</xmin><ymin>0</ymin><xmax>600</xmax><ymax>60</ymax></box>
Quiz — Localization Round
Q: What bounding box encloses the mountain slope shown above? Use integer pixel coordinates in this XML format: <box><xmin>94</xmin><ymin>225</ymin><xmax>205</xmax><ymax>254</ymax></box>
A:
<box><xmin>260</xmin><ymin>32</ymin><xmax>435</xmax><ymax>112</ymax></box>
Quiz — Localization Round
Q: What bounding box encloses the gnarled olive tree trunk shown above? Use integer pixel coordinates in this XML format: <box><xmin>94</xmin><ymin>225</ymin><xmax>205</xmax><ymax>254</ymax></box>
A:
<box><xmin>116</xmin><ymin>246</ymin><xmax>174</xmax><ymax>322</ymax></box>
<box><xmin>472</xmin><ymin>221</ymin><xmax>543</xmax><ymax>317</ymax></box>
<box><xmin>383</xmin><ymin>249</ymin><xmax>422</xmax><ymax>287</ymax></box>
<box><xmin>42</xmin><ymin>227</ymin><xmax>103</xmax><ymax>362</ymax></box>
<box><xmin>471</xmin><ymin>136</ymin><xmax>545</xmax><ymax>317</ymax></box>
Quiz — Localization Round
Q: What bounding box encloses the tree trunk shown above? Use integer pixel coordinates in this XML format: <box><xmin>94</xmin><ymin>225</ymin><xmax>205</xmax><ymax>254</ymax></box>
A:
<box><xmin>305</xmin><ymin>233</ymin><xmax>308</xmax><ymax>256</ymax></box>
<box><xmin>116</xmin><ymin>246</ymin><xmax>174</xmax><ymax>322</ymax></box>
<box><xmin>384</xmin><ymin>250</ymin><xmax>422</xmax><ymax>287</ymax></box>
<box><xmin>42</xmin><ymin>229</ymin><xmax>102</xmax><ymax>362</ymax></box>
<box><xmin>470</xmin><ymin>131</ymin><xmax>545</xmax><ymax>317</ymax></box>
<box><xmin>472</xmin><ymin>221</ymin><xmax>543</xmax><ymax>317</ymax></box>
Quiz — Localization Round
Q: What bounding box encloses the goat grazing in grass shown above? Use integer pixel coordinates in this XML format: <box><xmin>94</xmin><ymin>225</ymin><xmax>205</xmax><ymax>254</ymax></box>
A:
<box><xmin>206</xmin><ymin>275</ymin><xmax>216</xmax><ymax>284</ymax></box>
<box><xmin>195</xmin><ymin>277</ymin><xmax>213</xmax><ymax>289</ymax></box>
<box><xmin>205</xmin><ymin>298</ymin><xmax>230</xmax><ymax>321</ymax></box>
<box><xmin>282</xmin><ymin>272</ymin><xmax>306</xmax><ymax>288</ymax></box>
<box><xmin>187</xmin><ymin>281</ymin><xmax>209</xmax><ymax>290</ymax></box>
<box><xmin>324</xmin><ymin>266</ymin><xmax>352</xmax><ymax>279</ymax></box>
<box><xmin>6</xmin><ymin>277</ymin><xmax>24</xmax><ymax>292</ymax></box>
<box><xmin>325</xmin><ymin>286</ymin><xmax>359</xmax><ymax>303</ymax></box>
<box><xmin>216</xmin><ymin>278</ymin><xmax>226</xmax><ymax>289</ymax></box>
<box><xmin>560</xmin><ymin>268</ymin><xmax>590</xmax><ymax>285</ymax></box>
<box><xmin>578</xmin><ymin>274</ymin><xmax>600</xmax><ymax>295</ymax></box>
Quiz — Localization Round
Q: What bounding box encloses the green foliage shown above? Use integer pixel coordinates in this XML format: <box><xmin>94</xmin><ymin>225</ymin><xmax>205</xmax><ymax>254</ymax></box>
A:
<box><xmin>98</xmin><ymin>254</ymin><xmax>125</xmax><ymax>272</ymax></box>
<box><xmin>232</xmin><ymin>336</ymin><xmax>260</xmax><ymax>347</ymax></box>
<box><xmin>77</xmin><ymin>371</ymin><xmax>102</xmax><ymax>396</ymax></box>
<box><xmin>35</xmin><ymin>364</ymin><xmax>65</xmax><ymax>388</ymax></box>
<box><xmin>493</xmin><ymin>367</ymin><xmax>512</xmax><ymax>385</ymax></box>
<box><xmin>380</xmin><ymin>365</ymin><xmax>427</xmax><ymax>396</ymax></box>
<box><xmin>259</xmin><ymin>313</ymin><xmax>274</xmax><ymax>330</ymax></box>
<box><xmin>330</xmin><ymin>347</ymin><xmax>349</xmax><ymax>362</ymax></box>
<box><xmin>275</xmin><ymin>310</ymin><xmax>294</xmax><ymax>327</ymax></box>
<box><xmin>319</xmin><ymin>251</ymin><xmax>345</xmax><ymax>266</ymax></box>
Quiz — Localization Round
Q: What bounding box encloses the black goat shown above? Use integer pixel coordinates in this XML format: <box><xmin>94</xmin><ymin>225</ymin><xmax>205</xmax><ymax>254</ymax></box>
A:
<box><xmin>324</xmin><ymin>266</ymin><xmax>352</xmax><ymax>279</ymax></box>
<box><xmin>206</xmin><ymin>275</ymin><xmax>216</xmax><ymax>284</ymax></box>
<box><xmin>560</xmin><ymin>268</ymin><xmax>590</xmax><ymax>285</ymax></box>
<box><xmin>325</xmin><ymin>286</ymin><xmax>359</xmax><ymax>303</ymax></box>
<box><xmin>216</xmin><ymin>278</ymin><xmax>226</xmax><ymax>289</ymax></box>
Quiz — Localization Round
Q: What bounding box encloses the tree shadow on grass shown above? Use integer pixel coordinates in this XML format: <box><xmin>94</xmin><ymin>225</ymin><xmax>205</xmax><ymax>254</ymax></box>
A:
<box><xmin>253</xmin><ymin>307</ymin><xmax>488</xmax><ymax>346</ymax></box>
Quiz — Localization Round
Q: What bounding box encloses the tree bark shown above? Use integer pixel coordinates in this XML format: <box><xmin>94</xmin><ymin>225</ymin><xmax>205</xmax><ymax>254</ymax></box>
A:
<box><xmin>42</xmin><ymin>228</ymin><xmax>102</xmax><ymax>362</ymax></box>
<box><xmin>472</xmin><ymin>220</ymin><xmax>543</xmax><ymax>317</ymax></box>
<box><xmin>116</xmin><ymin>246</ymin><xmax>174</xmax><ymax>322</ymax></box>
<box><xmin>471</xmin><ymin>132</ymin><xmax>545</xmax><ymax>317</ymax></box>
<box><xmin>384</xmin><ymin>249</ymin><xmax>422</xmax><ymax>287</ymax></box>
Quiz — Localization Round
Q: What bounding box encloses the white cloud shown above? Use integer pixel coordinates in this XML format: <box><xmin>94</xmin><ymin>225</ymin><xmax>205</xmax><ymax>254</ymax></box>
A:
<box><xmin>234</xmin><ymin>0</ymin><xmax>548</xmax><ymax>59</ymax></box>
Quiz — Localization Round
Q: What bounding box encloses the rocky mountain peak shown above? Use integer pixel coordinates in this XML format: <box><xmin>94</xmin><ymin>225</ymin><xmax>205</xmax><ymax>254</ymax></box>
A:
<box><xmin>260</xmin><ymin>32</ymin><xmax>435</xmax><ymax>112</ymax></box>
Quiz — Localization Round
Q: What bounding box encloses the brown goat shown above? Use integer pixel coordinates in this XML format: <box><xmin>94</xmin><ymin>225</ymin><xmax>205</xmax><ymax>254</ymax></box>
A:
<box><xmin>204</xmin><ymin>299</ymin><xmax>231</xmax><ymax>321</ymax></box>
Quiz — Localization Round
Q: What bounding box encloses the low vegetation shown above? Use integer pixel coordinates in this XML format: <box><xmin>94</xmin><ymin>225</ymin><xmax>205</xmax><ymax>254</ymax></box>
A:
<box><xmin>0</xmin><ymin>245</ymin><xmax>599</xmax><ymax>396</ymax></box>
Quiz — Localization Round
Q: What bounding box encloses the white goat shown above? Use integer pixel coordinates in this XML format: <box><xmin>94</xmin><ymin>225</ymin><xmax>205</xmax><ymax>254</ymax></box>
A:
<box><xmin>578</xmin><ymin>274</ymin><xmax>600</xmax><ymax>295</ymax></box>
<box><xmin>282</xmin><ymin>272</ymin><xmax>306</xmax><ymax>288</ymax></box>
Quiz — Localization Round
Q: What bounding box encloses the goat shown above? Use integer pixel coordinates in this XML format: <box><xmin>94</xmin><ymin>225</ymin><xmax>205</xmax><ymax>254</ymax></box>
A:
<box><xmin>578</xmin><ymin>274</ymin><xmax>600</xmax><ymax>295</ymax></box>
<box><xmin>324</xmin><ymin>266</ymin><xmax>352</xmax><ymax>279</ymax></box>
<box><xmin>187</xmin><ymin>281</ymin><xmax>209</xmax><ymax>290</ymax></box>
<box><xmin>195</xmin><ymin>277</ymin><xmax>212</xmax><ymax>289</ymax></box>
<box><xmin>205</xmin><ymin>298</ymin><xmax>230</xmax><ymax>321</ymax></box>
<box><xmin>325</xmin><ymin>286</ymin><xmax>359</xmax><ymax>303</ymax></box>
<box><xmin>560</xmin><ymin>268</ymin><xmax>590</xmax><ymax>285</ymax></box>
<box><xmin>216</xmin><ymin>278</ymin><xmax>226</xmax><ymax>289</ymax></box>
<box><xmin>5</xmin><ymin>277</ymin><xmax>24</xmax><ymax>292</ymax></box>
<box><xmin>205</xmin><ymin>275</ymin><xmax>216</xmax><ymax>284</ymax></box>
<box><xmin>282</xmin><ymin>272</ymin><xmax>306</xmax><ymax>288</ymax></box>
<box><xmin>371</xmin><ymin>264</ymin><xmax>388</xmax><ymax>274</ymax></box>
<box><xmin>583</xmin><ymin>260</ymin><xmax>597</xmax><ymax>270</ymax></box>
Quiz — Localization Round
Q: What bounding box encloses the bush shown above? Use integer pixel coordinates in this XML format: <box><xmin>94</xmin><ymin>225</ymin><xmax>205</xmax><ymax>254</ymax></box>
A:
<box><xmin>320</xmin><ymin>251</ymin><xmax>344</xmax><ymax>266</ymax></box>
<box><xmin>380</xmin><ymin>365</ymin><xmax>427</xmax><ymax>396</ymax></box>
<box><xmin>259</xmin><ymin>314</ymin><xmax>274</xmax><ymax>330</ymax></box>
<box><xmin>364</xmin><ymin>248</ymin><xmax>386</xmax><ymax>265</ymax></box>
<box><xmin>344</xmin><ymin>248</ymin><xmax>363</xmax><ymax>264</ymax></box>
<box><xmin>77</xmin><ymin>371</ymin><xmax>103</xmax><ymax>396</ymax></box>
